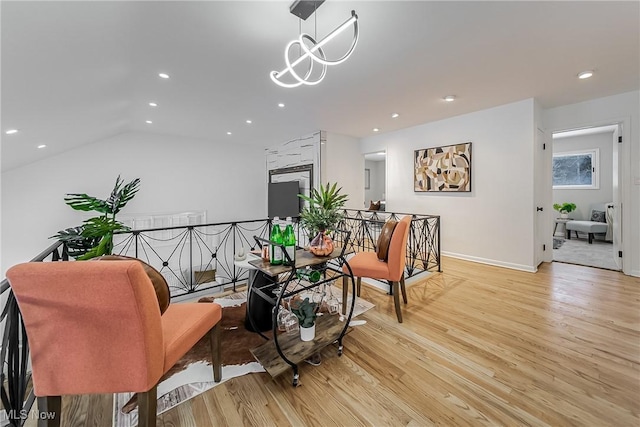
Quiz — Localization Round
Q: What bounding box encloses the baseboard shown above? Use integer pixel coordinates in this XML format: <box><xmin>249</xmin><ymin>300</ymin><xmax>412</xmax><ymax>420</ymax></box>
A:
<box><xmin>442</xmin><ymin>251</ymin><xmax>537</xmax><ymax>273</ymax></box>
<box><xmin>629</xmin><ymin>269</ymin><xmax>640</xmax><ymax>278</ymax></box>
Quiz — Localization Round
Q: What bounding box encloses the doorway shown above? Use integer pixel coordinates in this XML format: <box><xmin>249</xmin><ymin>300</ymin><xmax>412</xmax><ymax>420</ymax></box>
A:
<box><xmin>551</xmin><ymin>124</ymin><xmax>622</xmax><ymax>271</ymax></box>
<box><xmin>363</xmin><ymin>151</ymin><xmax>386</xmax><ymax>210</ymax></box>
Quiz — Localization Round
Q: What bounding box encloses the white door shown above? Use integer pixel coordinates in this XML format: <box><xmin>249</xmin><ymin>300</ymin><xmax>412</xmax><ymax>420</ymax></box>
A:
<box><xmin>612</xmin><ymin>125</ymin><xmax>623</xmax><ymax>270</ymax></box>
<box><xmin>534</xmin><ymin>128</ymin><xmax>548</xmax><ymax>266</ymax></box>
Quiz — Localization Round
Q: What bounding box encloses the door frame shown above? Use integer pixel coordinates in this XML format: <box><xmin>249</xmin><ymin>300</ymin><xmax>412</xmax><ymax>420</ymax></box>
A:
<box><xmin>546</xmin><ymin>116</ymin><xmax>631</xmax><ymax>274</ymax></box>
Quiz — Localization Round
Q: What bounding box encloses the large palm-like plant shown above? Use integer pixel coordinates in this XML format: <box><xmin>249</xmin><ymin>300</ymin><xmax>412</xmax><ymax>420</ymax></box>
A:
<box><xmin>52</xmin><ymin>176</ymin><xmax>140</xmax><ymax>260</ymax></box>
<box><xmin>298</xmin><ymin>182</ymin><xmax>348</xmax><ymax>236</ymax></box>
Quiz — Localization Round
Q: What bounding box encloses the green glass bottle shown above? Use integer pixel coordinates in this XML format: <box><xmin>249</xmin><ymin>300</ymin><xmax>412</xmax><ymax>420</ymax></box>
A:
<box><xmin>283</xmin><ymin>217</ymin><xmax>296</xmax><ymax>266</ymax></box>
<box><xmin>297</xmin><ymin>267</ymin><xmax>321</xmax><ymax>282</ymax></box>
<box><xmin>270</xmin><ymin>218</ymin><xmax>283</xmax><ymax>265</ymax></box>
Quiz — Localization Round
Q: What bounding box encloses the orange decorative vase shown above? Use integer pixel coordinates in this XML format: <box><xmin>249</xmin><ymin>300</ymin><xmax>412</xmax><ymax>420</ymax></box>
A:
<box><xmin>309</xmin><ymin>232</ymin><xmax>334</xmax><ymax>257</ymax></box>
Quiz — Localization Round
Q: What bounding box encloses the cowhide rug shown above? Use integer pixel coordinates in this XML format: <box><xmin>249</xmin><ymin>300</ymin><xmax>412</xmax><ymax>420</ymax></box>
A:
<box><xmin>113</xmin><ymin>292</ymin><xmax>374</xmax><ymax>427</ymax></box>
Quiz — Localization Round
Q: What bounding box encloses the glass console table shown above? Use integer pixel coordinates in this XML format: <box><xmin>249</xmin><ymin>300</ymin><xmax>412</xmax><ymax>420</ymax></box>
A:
<box><xmin>247</xmin><ymin>237</ymin><xmax>356</xmax><ymax>387</ymax></box>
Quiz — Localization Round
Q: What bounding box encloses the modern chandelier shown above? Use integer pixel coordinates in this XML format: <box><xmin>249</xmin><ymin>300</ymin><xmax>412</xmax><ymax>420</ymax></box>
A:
<box><xmin>270</xmin><ymin>1</ymin><xmax>359</xmax><ymax>88</ymax></box>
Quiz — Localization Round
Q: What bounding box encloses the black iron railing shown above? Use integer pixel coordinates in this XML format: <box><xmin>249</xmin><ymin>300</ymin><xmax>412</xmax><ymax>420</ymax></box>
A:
<box><xmin>0</xmin><ymin>209</ymin><xmax>440</xmax><ymax>425</ymax></box>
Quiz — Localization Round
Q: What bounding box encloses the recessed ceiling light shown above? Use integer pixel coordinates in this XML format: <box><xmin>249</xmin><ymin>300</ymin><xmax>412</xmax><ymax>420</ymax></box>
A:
<box><xmin>373</xmin><ymin>128</ymin><xmax>380</xmax><ymax>132</ymax></box>
<box><xmin>246</xmin><ymin>119</ymin><xmax>252</xmax><ymax>124</ymax></box>
<box><xmin>443</xmin><ymin>95</ymin><xmax>456</xmax><ymax>102</ymax></box>
<box><xmin>37</xmin><ymin>144</ymin><xmax>47</xmax><ymax>149</ymax></box>
<box><xmin>391</xmin><ymin>113</ymin><xmax>399</xmax><ymax>118</ymax></box>
<box><xmin>578</xmin><ymin>70</ymin><xmax>593</xmax><ymax>79</ymax></box>
<box><xmin>227</xmin><ymin>131</ymin><xmax>232</xmax><ymax>135</ymax></box>
<box><xmin>5</xmin><ymin>129</ymin><xmax>18</xmax><ymax>135</ymax></box>
<box><xmin>145</xmin><ymin>120</ymin><xmax>153</xmax><ymax>124</ymax></box>
<box><xmin>278</xmin><ymin>103</ymin><xmax>285</xmax><ymax>108</ymax></box>
<box><xmin>148</xmin><ymin>102</ymin><xmax>158</xmax><ymax>107</ymax></box>
<box><xmin>158</xmin><ymin>73</ymin><xmax>170</xmax><ymax>79</ymax></box>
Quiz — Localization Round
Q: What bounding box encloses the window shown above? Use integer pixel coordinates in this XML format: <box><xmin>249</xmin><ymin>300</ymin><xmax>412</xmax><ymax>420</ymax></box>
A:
<box><xmin>552</xmin><ymin>149</ymin><xmax>599</xmax><ymax>189</ymax></box>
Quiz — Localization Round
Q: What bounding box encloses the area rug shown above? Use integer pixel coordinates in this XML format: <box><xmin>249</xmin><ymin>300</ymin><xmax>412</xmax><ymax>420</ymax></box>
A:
<box><xmin>113</xmin><ymin>291</ymin><xmax>373</xmax><ymax>427</ymax></box>
<box><xmin>553</xmin><ymin>237</ymin><xmax>619</xmax><ymax>270</ymax></box>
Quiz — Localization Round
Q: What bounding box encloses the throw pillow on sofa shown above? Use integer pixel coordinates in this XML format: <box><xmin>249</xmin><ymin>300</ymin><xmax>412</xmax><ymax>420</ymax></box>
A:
<box><xmin>591</xmin><ymin>210</ymin><xmax>606</xmax><ymax>223</ymax></box>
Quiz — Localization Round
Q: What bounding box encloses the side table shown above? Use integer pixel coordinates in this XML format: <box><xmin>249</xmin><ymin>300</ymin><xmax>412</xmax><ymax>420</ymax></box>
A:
<box><xmin>554</xmin><ymin>218</ymin><xmax>573</xmax><ymax>237</ymax></box>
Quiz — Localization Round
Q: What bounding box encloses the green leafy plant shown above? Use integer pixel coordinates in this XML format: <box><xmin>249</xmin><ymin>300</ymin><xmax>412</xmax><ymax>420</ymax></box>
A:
<box><xmin>290</xmin><ymin>297</ymin><xmax>318</xmax><ymax>328</ymax></box>
<box><xmin>553</xmin><ymin>202</ymin><xmax>577</xmax><ymax>214</ymax></box>
<box><xmin>52</xmin><ymin>176</ymin><xmax>140</xmax><ymax>260</ymax></box>
<box><xmin>298</xmin><ymin>182</ymin><xmax>348</xmax><ymax>236</ymax></box>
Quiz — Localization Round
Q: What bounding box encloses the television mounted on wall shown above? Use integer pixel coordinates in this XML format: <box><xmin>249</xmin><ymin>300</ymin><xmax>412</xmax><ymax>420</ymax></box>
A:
<box><xmin>268</xmin><ymin>181</ymin><xmax>301</xmax><ymax>219</ymax></box>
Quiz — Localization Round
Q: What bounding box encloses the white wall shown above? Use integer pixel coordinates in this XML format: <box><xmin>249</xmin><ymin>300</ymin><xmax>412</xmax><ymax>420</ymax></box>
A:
<box><xmin>543</xmin><ymin>91</ymin><xmax>640</xmax><ymax>277</ymax></box>
<box><xmin>361</xmin><ymin>99</ymin><xmax>537</xmax><ymax>271</ymax></box>
<box><xmin>1</xmin><ymin>131</ymin><xmax>266</xmax><ymax>274</ymax></box>
<box><xmin>364</xmin><ymin>160</ymin><xmax>385</xmax><ymax>206</ymax></box>
<box><xmin>323</xmin><ymin>132</ymin><xmax>364</xmax><ymax>210</ymax></box>
<box><xmin>552</xmin><ymin>132</ymin><xmax>614</xmax><ymax>220</ymax></box>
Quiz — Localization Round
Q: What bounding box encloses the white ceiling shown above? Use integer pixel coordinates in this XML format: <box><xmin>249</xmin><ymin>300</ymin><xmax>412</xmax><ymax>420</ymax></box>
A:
<box><xmin>2</xmin><ymin>1</ymin><xmax>638</xmax><ymax>171</ymax></box>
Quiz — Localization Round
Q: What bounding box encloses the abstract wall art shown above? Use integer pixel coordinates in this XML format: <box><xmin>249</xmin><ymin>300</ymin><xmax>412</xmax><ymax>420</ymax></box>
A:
<box><xmin>414</xmin><ymin>142</ymin><xmax>472</xmax><ymax>192</ymax></box>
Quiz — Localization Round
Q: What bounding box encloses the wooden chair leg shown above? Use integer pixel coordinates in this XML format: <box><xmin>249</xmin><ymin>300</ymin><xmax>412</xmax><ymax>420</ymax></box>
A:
<box><xmin>37</xmin><ymin>396</ymin><xmax>61</xmax><ymax>427</ymax></box>
<box><xmin>210</xmin><ymin>323</ymin><xmax>222</xmax><ymax>382</ymax></box>
<box><xmin>400</xmin><ymin>275</ymin><xmax>408</xmax><ymax>304</ymax></box>
<box><xmin>392</xmin><ymin>281</ymin><xmax>403</xmax><ymax>323</ymax></box>
<box><xmin>137</xmin><ymin>386</ymin><xmax>157</xmax><ymax>427</ymax></box>
<box><xmin>356</xmin><ymin>277</ymin><xmax>362</xmax><ymax>297</ymax></box>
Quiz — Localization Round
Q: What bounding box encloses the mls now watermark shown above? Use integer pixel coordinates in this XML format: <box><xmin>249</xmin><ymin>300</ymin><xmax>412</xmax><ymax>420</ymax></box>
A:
<box><xmin>1</xmin><ymin>409</ymin><xmax>57</xmax><ymax>421</ymax></box>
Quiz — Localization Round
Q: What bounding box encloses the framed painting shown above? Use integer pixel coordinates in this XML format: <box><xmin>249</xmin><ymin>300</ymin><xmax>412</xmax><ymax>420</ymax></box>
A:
<box><xmin>414</xmin><ymin>142</ymin><xmax>472</xmax><ymax>192</ymax></box>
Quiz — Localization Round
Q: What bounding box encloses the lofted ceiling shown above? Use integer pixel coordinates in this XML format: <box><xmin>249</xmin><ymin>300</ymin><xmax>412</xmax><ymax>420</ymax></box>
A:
<box><xmin>1</xmin><ymin>1</ymin><xmax>638</xmax><ymax>171</ymax></box>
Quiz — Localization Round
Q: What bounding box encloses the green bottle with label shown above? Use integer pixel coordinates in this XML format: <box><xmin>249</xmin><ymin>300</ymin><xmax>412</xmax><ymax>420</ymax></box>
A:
<box><xmin>297</xmin><ymin>267</ymin><xmax>321</xmax><ymax>282</ymax></box>
<box><xmin>270</xmin><ymin>218</ymin><xmax>283</xmax><ymax>265</ymax></box>
<box><xmin>283</xmin><ymin>217</ymin><xmax>296</xmax><ymax>266</ymax></box>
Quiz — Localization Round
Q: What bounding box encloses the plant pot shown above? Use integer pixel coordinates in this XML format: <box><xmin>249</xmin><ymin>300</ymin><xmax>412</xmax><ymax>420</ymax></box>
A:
<box><xmin>560</xmin><ymin>212</ymin><xmax>569</xmax><ymax>219</ymax></box>
<box><xmin>309</xmin><ymin>232</ymin><xmax>334</xmax><ymax>257</ymax></box>
<box><xmin>300</xmin><ymin>324</ymin><xmax>316</xmax><ymax>341</ymax></box>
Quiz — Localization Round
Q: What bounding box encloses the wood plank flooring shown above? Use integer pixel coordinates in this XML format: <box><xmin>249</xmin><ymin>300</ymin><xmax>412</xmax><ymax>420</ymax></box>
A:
<box><xmin>26</xmin><ymin>257</ymin><xmax>640</xmax><ymax>426</ymax></box>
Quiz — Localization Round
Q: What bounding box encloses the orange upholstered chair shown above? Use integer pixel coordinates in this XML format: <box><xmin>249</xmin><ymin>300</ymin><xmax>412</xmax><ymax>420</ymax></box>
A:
<box><xmin>6</xmin><ymin>260</ymin><xmax>222</xmax><ymax>427</ymax></box>
<box><xmin>342</xmin><ymin>215</ymin><xmax>412</xmax><ymax>322</ymax></box>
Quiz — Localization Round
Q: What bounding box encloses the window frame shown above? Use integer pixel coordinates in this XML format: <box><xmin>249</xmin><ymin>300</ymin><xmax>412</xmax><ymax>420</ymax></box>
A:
<box><xmin>552</xmin><ymin>148</ymin><xmax>600</xmax><ymax>190</ymax></box>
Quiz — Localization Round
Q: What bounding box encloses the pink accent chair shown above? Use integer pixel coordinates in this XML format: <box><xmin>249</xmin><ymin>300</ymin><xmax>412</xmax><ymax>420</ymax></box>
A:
<box><xmin>343</xmin><ymin>215</ymin><xmax>412</xmax><ymax>322</ymax></box>
<box><xmin>6</xmin><ymin>260</ymin><xmax>223</xmax><ymax>427</ymax></box>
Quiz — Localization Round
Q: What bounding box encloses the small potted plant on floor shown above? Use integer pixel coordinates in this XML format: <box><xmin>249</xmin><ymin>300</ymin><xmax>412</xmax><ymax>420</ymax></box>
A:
<box><xmin>553</xmin><ymin>202</ymin><xmax>577</xmax><ymax>219</ymax></box>
<box><xmin>290</xmin><ymin>297</ymin><xmax>318</xmax><ymax>341</ymax></box>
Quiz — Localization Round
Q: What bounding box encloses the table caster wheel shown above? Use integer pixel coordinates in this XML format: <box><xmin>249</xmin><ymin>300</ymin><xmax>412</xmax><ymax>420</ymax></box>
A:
<box><xmin>292</xmin><ymin>374</ymin><xmax>300</xmax><ymax>387</ymax></box>
<box><xmin>337</xmin><ymin>345</ymin><xmax>343</xmax><ymax>356</ymax></box>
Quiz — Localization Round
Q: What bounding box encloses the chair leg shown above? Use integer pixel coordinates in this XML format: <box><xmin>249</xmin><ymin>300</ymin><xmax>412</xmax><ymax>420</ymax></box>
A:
<box><xmin>400</xmin><ymin>275</ymin><xmax>407</xmax><ymax>304</ymax></box>
<box><xmin>210</xmin><ymin>323</ymin><xmax>222</xmax><ymax>382</ymax></box>
<box><xmin>137</xmin><ymin>386</ymin><xmax>157</xmax><ymax>427</ymax></box>
<box><xmin>392</xmin><ymin>281</ymin><xmax>403</xmax><ymax>323</ymax></box>
<box><xmin>37</xmin><ymin>396</ymin><xmax>61</xmax><ymax>427</ymax></box>
<box><xmin>356</xmin><ymin>277</ymin><xmax>362</xmax><ymax>297</ymax></box>
<box><xmin>588</xmin><ymin>233</ymin><xmax>593</xmax><ymax>244</ymax></box>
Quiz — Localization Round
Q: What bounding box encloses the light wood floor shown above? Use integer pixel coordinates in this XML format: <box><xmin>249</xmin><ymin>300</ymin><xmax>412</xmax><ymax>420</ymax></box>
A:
<box><xmin>29</xmin><ymin>257</ymin><xmax>640</xmax><ymax>426</ymax></box>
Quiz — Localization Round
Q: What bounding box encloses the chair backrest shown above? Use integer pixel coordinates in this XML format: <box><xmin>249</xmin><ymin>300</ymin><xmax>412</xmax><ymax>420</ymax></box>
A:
<box><xmin>6</xmin><ymin>261</ymin><xmax>164</xmax><ymax>396</ymax></box>
<box><xmin>387</xmin><ymin>216</ymin><xmax>412</xmax><ymax>281</ymax></box>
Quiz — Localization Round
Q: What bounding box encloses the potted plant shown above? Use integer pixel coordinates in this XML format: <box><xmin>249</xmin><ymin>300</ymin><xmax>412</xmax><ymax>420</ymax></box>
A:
<box><xmin>52</xmin><ymin>176</ymin><xmax>140</xmax><ymax>260</ymax></box>
<box><xmin>553</xmin><ymin>202</ymin><xmax>577</xmax><ymax>219</ymax></box>
<box><xmin>298</xmin><ymin>182</ymin><xmax>348</xmax><ymax>256</ymax></box>
<box><xmin>290</xmin><ymin>297</ymin><xmax>318</xmax><ymax>341</ymax></box>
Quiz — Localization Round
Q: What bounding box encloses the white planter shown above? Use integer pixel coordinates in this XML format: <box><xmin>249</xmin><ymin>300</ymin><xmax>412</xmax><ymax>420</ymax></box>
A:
<box><xmin>300</xmin><ymin>324</ymin><xmax>315</xmax><ymax>341</ymax></box>
<box><xmin>560</xmin><ymin>212</ymin><xmax>569</xmax><ymax>219</ymax></box>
